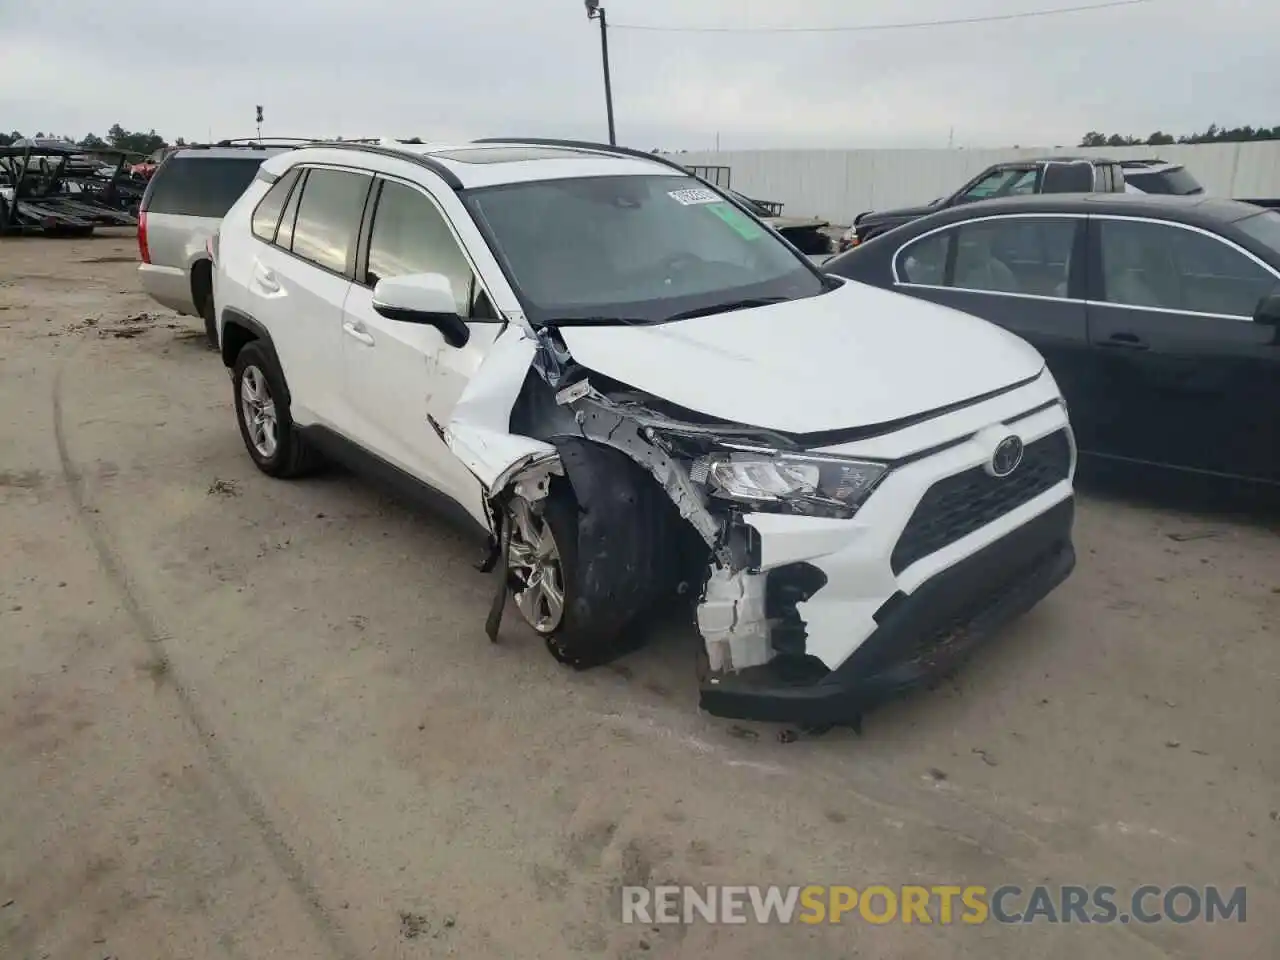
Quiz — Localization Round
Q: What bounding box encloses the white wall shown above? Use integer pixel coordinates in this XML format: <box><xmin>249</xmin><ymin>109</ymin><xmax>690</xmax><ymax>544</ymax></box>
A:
<box><xmin>665</xmin><ymin>141</ymin><xmax>1280</xmax><ymax>226</ymax></box>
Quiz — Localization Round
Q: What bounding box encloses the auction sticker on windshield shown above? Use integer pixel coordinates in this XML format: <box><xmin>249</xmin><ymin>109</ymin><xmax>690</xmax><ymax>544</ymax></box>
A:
<box><xmin>668</xmin><ymin>187</ymin><xmax>722</xmax><ymax>205</ymax></box>
<box><xmin>706</xmin><ymin>202</ymin><xmax>766</xmax><ymax>240</ymax></box>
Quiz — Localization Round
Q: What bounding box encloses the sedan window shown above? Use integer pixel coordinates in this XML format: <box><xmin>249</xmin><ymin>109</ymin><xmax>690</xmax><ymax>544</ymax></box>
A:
<box><xmin>898</xmin><ymin>218</ymin><xmax>1077</xmax><ymax>297</ymax></box>
<box><xmin>1099</xmin><ymin>220</ymin><xmax>1278</xmax><ymax>316</ymax></box>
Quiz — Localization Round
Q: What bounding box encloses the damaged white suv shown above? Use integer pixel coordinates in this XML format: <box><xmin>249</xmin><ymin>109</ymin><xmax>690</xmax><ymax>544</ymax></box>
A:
<box><xmin>211</xmin><ymin>137</ymin><xmax>1077</xmax><ymax>724</ymax></box>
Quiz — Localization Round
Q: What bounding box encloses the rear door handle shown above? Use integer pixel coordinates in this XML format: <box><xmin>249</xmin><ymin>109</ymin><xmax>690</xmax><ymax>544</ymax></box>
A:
<box><xmin>343</xmin><ymin>321</ymin><xmax>375</xmax><ymax>346</ymax></box>
<box><xmin>252</xmin><ymin>261</ymin><xmax>280</xmax><ymax>294</ymax></box>
<box><xmin>1100</xmin><ymin>332</ymin><xmax>1148</xmax><ymax>350</ymax></box>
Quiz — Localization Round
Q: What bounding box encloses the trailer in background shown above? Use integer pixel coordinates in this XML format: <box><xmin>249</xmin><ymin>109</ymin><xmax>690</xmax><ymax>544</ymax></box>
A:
<box><xmin>685</xmin><ymin>163</ymin><xmax>833</xmax><ymax>255</ymax></box>
<box><xmin>0</xmin><ymin>143</ymin><xmax>140</xmax><ymax>236</ymax></box>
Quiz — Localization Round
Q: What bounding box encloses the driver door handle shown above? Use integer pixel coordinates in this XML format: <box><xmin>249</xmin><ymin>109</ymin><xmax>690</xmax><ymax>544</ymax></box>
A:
<box><xmin>343</xmin><ymin>321</ymin><xmax>375</xmax><ymax>346</ymax></box>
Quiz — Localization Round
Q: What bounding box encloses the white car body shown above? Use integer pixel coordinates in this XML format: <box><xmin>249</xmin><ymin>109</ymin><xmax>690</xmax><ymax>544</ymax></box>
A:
<box><xmin>212</xmin><ymin>140</ymin><xmax>1077</xmax><ymax>723</ymax></box>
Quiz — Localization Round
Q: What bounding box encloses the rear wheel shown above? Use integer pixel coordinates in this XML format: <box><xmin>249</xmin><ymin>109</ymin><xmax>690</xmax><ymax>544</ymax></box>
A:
<box><xmin>232</xmin><ymin>341</ymin><xmax>322</xmax><ymax>478</ymax></box>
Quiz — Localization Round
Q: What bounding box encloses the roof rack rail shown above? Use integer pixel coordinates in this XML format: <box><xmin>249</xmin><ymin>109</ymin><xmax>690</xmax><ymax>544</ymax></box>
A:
<box><xmin>470</xmin><ymin>137</ymin><xmax>697</xmax><ymax>178</ymax></box>
<box><xmin>307</xmin><ymin>141</ymin><xmax>464</xmax><ymax>190</ymax></box>
<box><xmin>214</xmin><ymin>137</ymin><xmax>321</xmax><ymax>145</ymax></box>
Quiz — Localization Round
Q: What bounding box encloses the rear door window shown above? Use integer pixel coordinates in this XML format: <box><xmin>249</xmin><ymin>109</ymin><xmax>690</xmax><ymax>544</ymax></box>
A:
<box><xmin>953</xmin><ymin>218</ymin><xmax>1078</xmax><ymax>296</ymax></box>
<box><xmin>144</xmin><ymin>156</ymin><xmax>266</xmax><ymax>218</ymax></box>
<box><xmin>289</xmin><ymin>167</ymin><xmax>372</xmax><ymax>275</ymax></box>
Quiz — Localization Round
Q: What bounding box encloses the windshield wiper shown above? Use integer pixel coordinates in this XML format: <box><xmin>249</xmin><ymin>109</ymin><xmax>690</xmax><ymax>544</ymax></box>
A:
<box><xmin>661</xmin><ymin>296</ymin><xmax>789</xmax><ymax>323</ymax></box>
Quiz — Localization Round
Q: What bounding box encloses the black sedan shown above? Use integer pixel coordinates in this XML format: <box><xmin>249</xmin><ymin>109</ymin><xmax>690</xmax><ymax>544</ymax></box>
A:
<box><xmin>825</xmin><ymin>193</ymin><xmax>1280</xmax><ymax>486</ymax></box>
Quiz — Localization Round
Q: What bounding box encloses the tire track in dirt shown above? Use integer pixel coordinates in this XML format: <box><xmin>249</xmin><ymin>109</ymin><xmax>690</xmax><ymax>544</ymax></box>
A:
<box><xmin>52</xmin><ymin>352</ymin><xmax>361</xmax><ymax>960</ymax></box>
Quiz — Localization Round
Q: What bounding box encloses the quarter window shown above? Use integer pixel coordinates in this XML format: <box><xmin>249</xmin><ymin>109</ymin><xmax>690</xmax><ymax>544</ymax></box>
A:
<box><xmin>250</xmin><ymin>168</ymin><xmax>300</xmax><ymax>242</ymax></box>
<box><xmin>366</xmin><ymin>180</ymin><xmax>475</xmax><ymax>315</ymax></box>
<box><xmin>898</xmin><ymin>232</ymin><xmax>948</xmax><ymax>285</ymax></box>
<box><xmin>1098</xmin><ymin>220</ymin><xmax>1278</xmax><ymax>316</ymax></box>
<box><xmin>289</xmin><ymin>168</ymin><xmax>372</xmax><ymax>275</ymax></box>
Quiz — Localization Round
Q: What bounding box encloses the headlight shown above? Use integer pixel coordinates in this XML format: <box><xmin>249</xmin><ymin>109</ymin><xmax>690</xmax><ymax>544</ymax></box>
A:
<box><xmin>694</xmin><ymin>450</ymin><xmax>888</xmax><ymax>519</ymax></box>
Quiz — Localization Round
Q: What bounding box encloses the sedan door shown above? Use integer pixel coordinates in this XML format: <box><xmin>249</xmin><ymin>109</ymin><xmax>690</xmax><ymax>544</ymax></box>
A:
<box><xmin>1085</xmin><ymin>216</ymin><xmax>1280</xmax><ymax>482</ymax></box>
<box><xmin>340</xmin><ymin>176</ymin><xmax>501</xmax><ymax>519</ymax></box>
<box><xmin>886</xmin><ymin>214</ymin><xmax>1098</xmax><ymax>435</ymax></box>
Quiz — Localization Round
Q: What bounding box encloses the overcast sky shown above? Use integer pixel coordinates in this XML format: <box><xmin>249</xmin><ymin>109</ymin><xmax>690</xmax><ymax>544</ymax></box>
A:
<box><xmin>0</xmin><ymin>0</ymin><xmax>1273</xmax><ymax>150</ymax></box>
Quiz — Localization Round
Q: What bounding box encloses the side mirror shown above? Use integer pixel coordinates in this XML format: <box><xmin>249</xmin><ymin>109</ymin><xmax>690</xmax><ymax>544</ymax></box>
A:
<box><xmin>372</xmin><ymin>273</ymin><xmax>470</xmax><ymax>348</ymax></box>
<box><xmin>1253</xmin><ymin>292</ymin><xmax>1280</xmax><ymax>327</ymax></box>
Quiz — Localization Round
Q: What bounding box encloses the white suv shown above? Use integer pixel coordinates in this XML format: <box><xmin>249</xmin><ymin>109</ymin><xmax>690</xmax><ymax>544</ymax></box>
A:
<box><xmin>211</xmin><ymin>138</ymin><xmax>1077</xmax><ymax>724</ymax></box>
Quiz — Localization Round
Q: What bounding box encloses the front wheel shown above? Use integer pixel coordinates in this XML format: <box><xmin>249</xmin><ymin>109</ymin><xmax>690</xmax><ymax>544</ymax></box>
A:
<box><xmin>506</xmin><ymin>492</ymin><xmax>576</xmax><ymax>637</ymax></box>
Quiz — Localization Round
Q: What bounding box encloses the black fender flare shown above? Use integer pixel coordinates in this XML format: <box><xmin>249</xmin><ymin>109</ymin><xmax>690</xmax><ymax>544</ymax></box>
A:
<box><xmin>219</xmin><ymin>308</ymin><xmax>291</xmax><ymax>406</ymax></box>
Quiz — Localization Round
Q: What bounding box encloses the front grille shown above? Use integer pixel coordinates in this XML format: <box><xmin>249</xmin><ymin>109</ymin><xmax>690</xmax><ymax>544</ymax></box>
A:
<box><xmin>891</xmin><ymin>428</ymin><xmax>1071</xmax><ymax>574</ymax></box>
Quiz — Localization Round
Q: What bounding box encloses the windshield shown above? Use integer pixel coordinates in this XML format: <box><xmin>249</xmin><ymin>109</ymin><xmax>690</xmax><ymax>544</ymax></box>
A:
<box><xmin>463</xmin><ymin>174</ymin><xmax>825</xmax><ymax>324</ymax></box>
<box><xmin>1236</xmin><ymin>209</ymin><xmax>1280</xmax><ymax>255</ymax></box>
<box><xmin>1124</xmin><ymin>166</ymin><xmax>1204</xmax><ymax>196</ymax></box>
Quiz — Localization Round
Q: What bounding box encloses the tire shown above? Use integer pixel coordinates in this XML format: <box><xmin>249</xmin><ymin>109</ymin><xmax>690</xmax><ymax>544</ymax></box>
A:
<box><xmin>507</xmin><ymin>445</ymin><xmax>696</xmax><ymax>668</ymax></box>
<box><xmin>200</xmin><ymin>293</ymin><xmax>218</xmax><ymax>351</ymax></box>
<box><xmin>231</xmin><ymin>341</ymin><xmax>322</xmax><ymax>478</ymax></box>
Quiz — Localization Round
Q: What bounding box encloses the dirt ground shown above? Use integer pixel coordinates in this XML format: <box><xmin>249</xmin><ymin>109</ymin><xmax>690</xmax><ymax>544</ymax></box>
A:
<box><xmin>1</xmin><ymin>230</ymin><xmax>1276</xmax><ymax>959</ymax></box>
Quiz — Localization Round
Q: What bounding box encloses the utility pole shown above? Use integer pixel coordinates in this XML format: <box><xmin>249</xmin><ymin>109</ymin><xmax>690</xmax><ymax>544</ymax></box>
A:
<box><xmin>584</xmin><ymin>1</ymin><xmax>616</xmax><ymax>145</ymax></box>
<box><xmin>256</xmin><ymin>105</ymin><xmax>264</xmax><ymax>143</ymax></box>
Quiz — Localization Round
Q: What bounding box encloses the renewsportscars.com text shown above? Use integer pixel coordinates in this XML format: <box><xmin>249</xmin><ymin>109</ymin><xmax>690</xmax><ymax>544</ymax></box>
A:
<box><xmin>621</xmin><ymin>884</ymin><xmax>1247</xmax><ymax>926</ymax></box>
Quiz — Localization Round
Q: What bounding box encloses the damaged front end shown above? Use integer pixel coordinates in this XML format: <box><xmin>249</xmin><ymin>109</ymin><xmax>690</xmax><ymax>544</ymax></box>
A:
<box><xmin>443</xmin><ymin>323</ymin><xmax>897</xmax><ymax>722</ymax></box>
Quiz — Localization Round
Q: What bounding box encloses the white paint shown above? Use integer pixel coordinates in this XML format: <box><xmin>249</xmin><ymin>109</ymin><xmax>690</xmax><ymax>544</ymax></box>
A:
<box><xmin>444</xmin><ymin>324</ymin><xmax>557</xmax><ymax>491</ymax></box>
<box><xmin>557</xmin><ymin>279</ymin><xmax>1045</xmax><ymax>434</ymax></box>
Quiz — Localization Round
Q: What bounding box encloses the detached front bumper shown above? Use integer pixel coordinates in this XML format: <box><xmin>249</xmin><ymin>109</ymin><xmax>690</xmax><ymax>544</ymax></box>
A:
<box><xmin>700</xmin><ymin>496</ymin><xmax>1075</xmax><ymax>724</ymax></box>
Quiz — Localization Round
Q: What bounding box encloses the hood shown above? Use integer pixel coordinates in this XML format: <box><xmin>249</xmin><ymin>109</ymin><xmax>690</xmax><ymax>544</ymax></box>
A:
<box><xmin>858</xmin><ymin>203</ymin><xmax>939</xmax><ymax>227</ymax></box>
<box><xmin>556</xmin><ymin>280</ymin><xmax>1045</xmax><ymax>436</ymax></box>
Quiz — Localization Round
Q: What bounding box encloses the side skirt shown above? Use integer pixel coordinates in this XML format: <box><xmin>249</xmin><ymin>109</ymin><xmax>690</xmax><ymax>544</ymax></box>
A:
<box><xmin>297</xmin><ymin>425</ymin><xmax>491</xmax><ymax>545</ymax></box>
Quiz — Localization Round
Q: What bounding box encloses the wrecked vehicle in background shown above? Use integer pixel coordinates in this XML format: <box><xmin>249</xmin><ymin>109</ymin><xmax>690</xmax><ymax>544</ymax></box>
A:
<box><xmin>211</xmin><ymin>137</ymin><xmax>1078</xmax><ymax>725</ymax></box>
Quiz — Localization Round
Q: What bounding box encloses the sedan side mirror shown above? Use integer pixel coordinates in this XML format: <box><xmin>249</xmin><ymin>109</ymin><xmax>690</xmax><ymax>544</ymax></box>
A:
<box><xmin>1253</xmin><ymin>292</ymin><xmax>1280</xmax><ymax>327</ymax></box>
<box><xmin>372</xmin><ymin>273</ymin><xmax>470</xmax><ymax>348</ymax></box>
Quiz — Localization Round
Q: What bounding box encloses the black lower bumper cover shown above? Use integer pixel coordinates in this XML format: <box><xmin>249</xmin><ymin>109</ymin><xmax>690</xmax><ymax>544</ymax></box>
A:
<box><xmin>699</xmin><ymin>497</ymin><xmax>1076</xmax><ymax>724</ymax></box>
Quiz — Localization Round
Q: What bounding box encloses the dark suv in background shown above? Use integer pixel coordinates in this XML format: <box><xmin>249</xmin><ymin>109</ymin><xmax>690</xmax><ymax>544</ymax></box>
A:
<box><xmin>841</xmin><ymin>156</ymin><xmax>1127</xmax><ymax>250</ymax></box>
<box><xmin>138</xmin><ymin>140</ymin><xmax>302</xmax><ymax>346</ymax></box>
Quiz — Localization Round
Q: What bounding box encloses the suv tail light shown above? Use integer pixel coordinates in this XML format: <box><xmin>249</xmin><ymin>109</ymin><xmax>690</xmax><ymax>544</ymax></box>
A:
<box><xmin>137</xmin><ymin>211</ymin><xmax>150</xmax><ymax>263</ymax></box>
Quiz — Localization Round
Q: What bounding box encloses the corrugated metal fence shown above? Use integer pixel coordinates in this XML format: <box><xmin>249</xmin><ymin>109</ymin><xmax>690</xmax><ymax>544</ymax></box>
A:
<box><xmin>665</xmin><ymin>142</ymin><xmax>1280</xmax><ymax>226</ymax></box>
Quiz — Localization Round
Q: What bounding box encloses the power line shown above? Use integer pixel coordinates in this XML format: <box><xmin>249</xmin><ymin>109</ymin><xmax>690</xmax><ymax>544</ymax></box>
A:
<box><xmin>610</xmin><ymin>0</ymin><xmax>1157</xmax><ymax>34</ymax></box>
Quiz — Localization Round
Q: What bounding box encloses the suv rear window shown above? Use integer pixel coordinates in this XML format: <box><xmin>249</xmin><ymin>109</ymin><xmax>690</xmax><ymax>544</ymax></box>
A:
<box><xmin>1123</xmin><ymin>166</ymin><xmax>1204</xmax><ymax>196</ymax></box>
<box><xmin>143</xmin><ymin>156</ymin><xmax>266</xmax><ymax>218</ymax></box>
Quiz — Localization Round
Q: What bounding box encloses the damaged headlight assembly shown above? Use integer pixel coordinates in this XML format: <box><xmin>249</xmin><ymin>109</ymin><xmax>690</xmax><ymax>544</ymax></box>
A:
<box><xmin>692</xmin><ymin>446</ymin><xmax>889</xmax><ymax>519</ymax></box>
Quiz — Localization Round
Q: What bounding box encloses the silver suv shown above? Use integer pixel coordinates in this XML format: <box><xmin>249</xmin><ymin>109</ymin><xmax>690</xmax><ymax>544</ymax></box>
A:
<box><xmin>138</xmin><ymin>141</ymin><xmax>299</xmax><ymax>346</ymax></box>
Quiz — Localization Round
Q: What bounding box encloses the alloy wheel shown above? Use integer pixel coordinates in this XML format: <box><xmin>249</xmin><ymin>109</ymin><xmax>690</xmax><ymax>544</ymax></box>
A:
<box><xmin>506</xmin><ymin>497</ymin><xmax>566</xmax><ymax>634</ymax></box>
<box><xmin>239</xmin><ymin>364</ymin><xmax>278</xmax><ymax>459</ymax></box>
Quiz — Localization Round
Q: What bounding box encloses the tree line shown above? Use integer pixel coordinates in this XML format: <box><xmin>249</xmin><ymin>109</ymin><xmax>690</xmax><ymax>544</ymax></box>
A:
<box><xmin>1079</xmin><ymin>123</ymin><xmax>1280</xmax><ymax>148</ymax></box>
<box><xmin>0</xmin><ymin>124</ymin><xmax>177</xmax><ymax>155</ymax></box>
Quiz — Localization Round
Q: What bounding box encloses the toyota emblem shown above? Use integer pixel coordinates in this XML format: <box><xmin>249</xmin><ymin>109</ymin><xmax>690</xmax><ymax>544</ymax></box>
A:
<box><xmin>989</xmin><ymin>435</ymin><xmax>1024</xmax><ymax>478</ymax></box>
